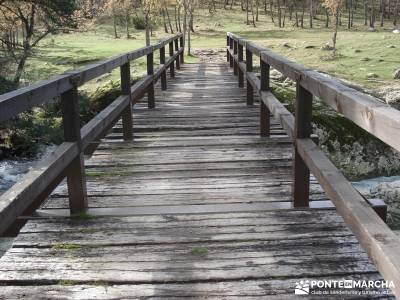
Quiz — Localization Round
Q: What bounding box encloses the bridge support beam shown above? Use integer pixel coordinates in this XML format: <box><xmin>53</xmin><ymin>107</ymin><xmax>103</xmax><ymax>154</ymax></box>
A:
<box><xmin>147</xmin><ymin>52</ymin><xmax>155</xmax><ymax>109</ymax></box>
<box><xmin>61</xmin><ymin>84</ymin><xmax>88</xmax><ymax>214</ymax></box>
<box><xmin>120</xmin><ymin>62</ymin><xmax>133</xmax><ymax>141</ymax></box>
<box><xmin>226</xmin><ymin>36</ymin><xmax>230</xmax><ymax>63</ymax></box>
<box><xmin>169</xmin><ymin>42</ymin><xmax>175</xmax><ymax>78</ymax></box>
<box><xmin>238</xmin><ymin>43</ymin><xmax>244</xmax><ymax>88</ymax></box>
<box><xmin>160</xmin><ymin>46</ymin><xmax>167</xmax><ymax>90</ymax></box>
<box><xmin>233</xmin><ymin>40</ymin><xmax>238</xmax><ymax>76</ymax></box>
<box><xmin>292</xmin><ymin>81</ymin><xmax>312</xmax><ymax>208</ymax></box>
<box><xmin>179</xmin><ymin>36</ymin><xmax>184</xmax><ymax>64</ymax></box>
<box><xmin>229</xmin><ymin>38</ymin><xmax>233</xmax><ymax>68</ymax></box>
<box><xmin>260</xmin><ymin>59</ymin><xmax>270</xmax><ymax>137</ymax></box>
<box><xmin>246</xmin><ymin>49</ymin><xmax>253</xmax><ymax>105</ymax></box>
<box><xmin>174</xmin><ymin>39</ymin><xmax>181</xmax><ymax>70</ymax></box>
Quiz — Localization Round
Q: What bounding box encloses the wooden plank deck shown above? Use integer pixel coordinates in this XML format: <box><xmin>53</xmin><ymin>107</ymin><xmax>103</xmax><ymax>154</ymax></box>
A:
<box><xmin>0</xmin><ymin>63</ymin><xmax>393</xmax><ymax>299</ymax></box>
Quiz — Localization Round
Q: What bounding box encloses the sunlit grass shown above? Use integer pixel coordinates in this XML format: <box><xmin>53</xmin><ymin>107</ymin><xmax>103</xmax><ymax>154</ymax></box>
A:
<box><xmin>20</xmin><ymin>8</ymin><xmax>400</xmax><ymax>89</ymax></box>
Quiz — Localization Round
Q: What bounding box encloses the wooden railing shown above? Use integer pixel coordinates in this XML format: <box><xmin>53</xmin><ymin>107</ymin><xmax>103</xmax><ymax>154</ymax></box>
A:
<box><xmin>0</xmin><ymin>33</ymin><xmax>184</xmax><ymax>236</ymax></box>
<box><xmin>227</xmin><ymin>32</ymin><xmax>400</xmax><ymax>297</ymax></box>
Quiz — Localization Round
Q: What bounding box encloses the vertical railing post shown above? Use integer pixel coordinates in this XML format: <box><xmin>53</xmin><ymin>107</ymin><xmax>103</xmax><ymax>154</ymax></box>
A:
<box><xmin>246</xmin><ymin>47</ymin><xmax>253</xmax><ymax>105</ymax></box>
<box><xmin>147</xmin><ymin>50</ymin><xmax>155</xmax><ymax>109</ymax></box>
<box><xmin>179</xmin><ymin>36</ymin><xmax>184</xmax><ymax>64</ymax></box>
<box><xmin>260</xmin><ymin>58</ymin><xmax>271</xmax><ymax>137</ymax></box>
<box><xmin>120</xmin><ymin>62</ymin><xmax>133</xmax><ymax>140</ymax></box>
<box><xmin>160</xmin><ymin>45</ymin><xmax>167</xmax><ymax>90</ymax></box>
<box><xmin>229</xmin><ymin>38</ymin><xmax>234</xmax><ymax>68</ymax></box>
<box><xmin>226</xmin><ymin>35</ymin><xmax>230</xmax><ymax>63</ymax></box>
<box><xmin>233</xmin><ymin>40</ymin><xmax>238</xmax><ymax>75</ymax></box>
<box><xmin>60</xmin><ymin>81</ymin><xmax>88</xmax><ymax>214</ymax></box>
<box><xmin>174</xmin><ymin>38</ymin><xmax>181</xmax><ymax>70</ymax></box>
<box><xmin>169</xmin><ymin>41</ymin><xmax>175</xmax><ymax>78</ymax></box>
<box><xmin>292</xmin><ymin>79</ymin><xmax>313</xmax><ymax>207</ymax></box>
<box><xmin>238</xmin><ymin>42</ymin><xmax>244</xmax><ymax>88</ymax></box>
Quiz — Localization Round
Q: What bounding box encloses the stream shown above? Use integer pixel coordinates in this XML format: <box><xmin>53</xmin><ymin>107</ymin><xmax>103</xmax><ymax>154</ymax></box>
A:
<box><xmin>0</xmin><ymin>145</ymin><xmax>57</xmax><ymax>196</ymax></box>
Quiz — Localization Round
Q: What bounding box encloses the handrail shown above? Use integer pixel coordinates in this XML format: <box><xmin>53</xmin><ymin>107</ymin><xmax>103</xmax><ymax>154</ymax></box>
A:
<box><xmin>227</xmin><ymin>32</ymin><xmax>400</xmax><ymax>298</ymax></box>
<box><xmin>0</xmin><ymin>33</ymin><xmax>183</xmax><ymax>123</ymax></box>
<box><xmin>227</xmin><ymin>32</ymin><xmax>400</xmax><ymax>153</ymax></box>
<box><xmin>0</xmin><ymin>33</ymin><xmax>185</xmax><ymax>236</ymax></box>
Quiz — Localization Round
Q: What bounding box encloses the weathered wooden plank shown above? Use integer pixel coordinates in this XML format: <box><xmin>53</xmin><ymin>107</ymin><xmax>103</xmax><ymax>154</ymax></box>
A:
<box><xmin>0</xmin><ymin>209</ymin><xmax>381</xmax><ymax>293</ymax></box>
<box><xmin>0</xmin><ymin>276</ymin><xmax>390</xmax><ymax>300</ymax></box>
<box><xmin>0</xmin><ymin>74</ymin><xmax>72</xmax><ymax>122</ymax></box>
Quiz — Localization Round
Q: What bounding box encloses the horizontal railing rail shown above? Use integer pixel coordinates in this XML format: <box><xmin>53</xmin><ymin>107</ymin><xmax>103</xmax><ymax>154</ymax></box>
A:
<box><xmin>0</xmin><ymin>33</ymin><xmax>184</xmax><ymax>236</ymax></box>
<box><xmin>227</xmin><ymin>32</ymin><xmax>400</xmax><ymax>298</ymax></box>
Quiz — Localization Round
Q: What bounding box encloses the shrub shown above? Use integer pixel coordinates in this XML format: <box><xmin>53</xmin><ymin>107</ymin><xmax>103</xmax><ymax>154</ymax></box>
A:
<box><xmin>0</xmin><ymin>76</ymin><xmax>17</xmax><ymax>95</ymax></box>
<box><xmin>131</xmin><ymin>15</ymin><xmax>157</xmax><ymax>30</ymax></box>
<box><xmin>132</xmin><ymin>15</ymin><xmax>147</xmax><ymax>30</ymax></box>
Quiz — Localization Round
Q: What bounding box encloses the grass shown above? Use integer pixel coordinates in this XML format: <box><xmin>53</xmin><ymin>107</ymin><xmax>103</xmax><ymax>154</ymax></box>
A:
<box><xmin>70</xmin><ymin>211</ymin><xmax>97</xmax><ymax>220</ymax></box>
<box><xmin>15</xmin><ymin>8</ymin><xmax>399</xmax><ymax>91</ymax></box>
<box><xmin>191</xmin><ymin>247</ymin><xmax>209</xmax><ymax>255</ymax></box>
<box><xmin>52</xmin><ymin>243</ymin><xmax>84</xmax><ymax>250</ymax></box>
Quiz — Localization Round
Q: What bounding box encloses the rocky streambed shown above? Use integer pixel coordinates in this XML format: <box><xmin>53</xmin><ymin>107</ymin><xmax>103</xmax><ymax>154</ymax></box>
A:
<box><xmin>353</xmin><ymin>176</ymin><xmax>400</xmax><ymax>231</ymax></box>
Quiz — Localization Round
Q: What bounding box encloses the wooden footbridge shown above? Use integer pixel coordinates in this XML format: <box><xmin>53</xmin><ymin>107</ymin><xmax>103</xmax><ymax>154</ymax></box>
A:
<box><xmin>0</xmin><ymin>32</ymin><xmax>400</xmax><ymax>298</ymax></box>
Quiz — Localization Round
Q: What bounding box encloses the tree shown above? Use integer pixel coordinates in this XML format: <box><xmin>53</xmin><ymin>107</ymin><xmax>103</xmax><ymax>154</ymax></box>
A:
<box><xmin>324</xmin><ymin>0</ymin><xmax>344</xmax><ymax>52</ymax></box>
<box><xmin>0</xmin><ymin>0</ymin><xmax>77</xmax><ymax>84</ymax></box>
<box><xmin>105</xmin><ymin>0</ymin><xmax>121</xmax><ymax>38</ymax></box>
<box><xmin>142</xmin><ymin>0</ymin><xmax>159</xmax><ymax>45</ymax></box>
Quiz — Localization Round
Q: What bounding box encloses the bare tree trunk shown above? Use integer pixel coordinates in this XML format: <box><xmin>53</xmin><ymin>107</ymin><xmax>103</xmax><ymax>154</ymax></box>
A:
<box><xmin>247</xmin><ymin>0</ymin><xmax>250</xmax><ymax>24</ymax></box>
<box><xmin>14</xmin><ymin>53</ymin><xmax>28</xmax><ymax>84</ymax></box>
<box><xmin>250</xmin><ymin>0</ymin><xmax>257</xmax><ymax>26</ymax></box>
<box><xmin>394</xmin><ymin>0</ymin><xmax>399</xmax><ymax>25</ymax></box>
<box><xmin>178</xmin><ymin>6</ymin><xmax>182</xmax><ymax>32</ymax></box>
<box><xmin>380</xmin><ymin>0</ymin><xmax>384</xmax><ymax>26</ymax></box>
<box><xmin>145</xmin><ymin>15</ymin><xmax>151</xmax><ymax>46</ymax></box>
<box><xmin>325</xmin><ymin>7</ymin><xmax>329</xmax><ymax>27</ymax></box>
<box><xmin>270</xmin><ymin>0</ymin><xmax>275</xmax><ymax>23</ymax></box>
<box><xmin>189</xmin><ymin>12</ymin><xmax>195</xmax><ymax>32</ymax></box>
<box><xmin>183</xmin><ymin>9</ymin><xmax>187</xmax><ymax>53</ymax></box>
<box><xmin>370</xmin><ymin>0</ymin><xmax>376</xmax><ymax>27</ymax></box>
<box><xmin>165</xmin><ymin>7</ymin><xmax>174</xmax><ymax>33</ymax></box>
<box><xmin>348</xmin><ymin>0</ymin><xmax>353</xmax><ymax>28</ymax></box>
<box><xmin>256</xmin><ymin>0</ymin><xmax>260</xmax><ymax>21</ymax></box>
<box><xmin>277</xmin><ymin>0</ymin><xmax>282</xmax><ymax>26</ymax></box>
<box><xmin>333</xmin><ymin>11</ymin><xmax>339</xmax><ymax>52</ymax></box>
<box><xmin>187</xmin><ymin>13</ymin><xmax>191</xmax><ymax>55</ymax></box>
<box><xmin>162</xmin><ymin>9</ymin><xmax>168</xmax><ymax>33</ymax></box>
<box><xmin>125</xmin><ymin>13</ymin><xmax>130</xmax><ymax>38</ymax></box>
<box><xmin>113</xmin><ymin>15</ymin><xmax>118</xmax><ymax>38</ymax></box>
<box><xmin>364</xmin><ymin>0</ymin><xmax>368</xmax><ymax>25</ymax></box>
<box><xmin>174</xmin><ymin>6</ymin><xmax>179</xmax><ymax>31</ymax></box>
<box><xmin>309</xmin><ymin>0</ymin><xmax>313</xmax><ymax>28</ymax></box>
<box><xmin>301</xmin><ymin>0</ymin><xmax>305</xmax><ymax>27</ymax></box>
